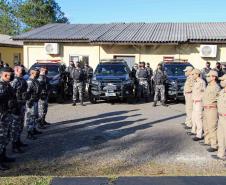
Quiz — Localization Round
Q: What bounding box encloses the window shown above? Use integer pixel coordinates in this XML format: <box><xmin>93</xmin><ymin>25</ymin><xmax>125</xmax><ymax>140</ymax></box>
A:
<box><xmin>13</xmin><ymin>53</ymin><xmax>21</xmax><ymax>65</ymax></box>
<box><xmin>69</xmin><ymin>55</ymin><xmax>89</xmax><ymax>66</ymax></box>
<box><xmin>114</xmin><ymin>56</ymin><xmax>135</xmax><ymax>69</ymax></box>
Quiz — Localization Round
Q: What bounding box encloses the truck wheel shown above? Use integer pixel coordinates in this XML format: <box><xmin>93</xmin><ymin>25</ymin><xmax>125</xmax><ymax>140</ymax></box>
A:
<box><xmin>126</xmin><ymin>97</ymin><xmax>134</xmax><ymax>104</ymax></box>
<box><xmin>90</xmin><ymin>95</ymin><xmax>97</xmax><ymax>104</ymax></box>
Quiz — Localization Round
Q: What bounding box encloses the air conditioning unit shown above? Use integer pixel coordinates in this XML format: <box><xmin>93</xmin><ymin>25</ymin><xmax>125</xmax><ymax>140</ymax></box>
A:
<box><xmin>44</xmin><ymin>43</ymin><xmax>59</xmax><ymax>55</ymax></box>
<box><xmin>200</xmin><ymin>45</ymin><xmax>217</xmax><ymax>58</ymax></box>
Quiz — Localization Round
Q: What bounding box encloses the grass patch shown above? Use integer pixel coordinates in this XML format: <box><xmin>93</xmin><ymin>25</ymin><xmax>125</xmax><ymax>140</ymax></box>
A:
<box><xmin>0</xmin><ymin>176</ymin><xmax>52</xmax><ymax>185</ymax></box>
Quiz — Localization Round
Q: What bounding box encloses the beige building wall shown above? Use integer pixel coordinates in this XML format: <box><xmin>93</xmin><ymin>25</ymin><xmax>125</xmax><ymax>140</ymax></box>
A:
<box><xmin>0</xmin><ymin>46</ymin><xmax>23</xmax><ymax>67</ymax></box>
<box><xmin>23</xmin><ymin>42</ymin><xmax>226</xmax><ymax>70</ymax></box>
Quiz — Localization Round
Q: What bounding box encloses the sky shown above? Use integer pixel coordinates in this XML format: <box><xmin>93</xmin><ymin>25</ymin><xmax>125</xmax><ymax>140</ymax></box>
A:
<box><xmin>56</xmin><ymin>0</ymin><xmax>226</xmax><ymax>23</ymax></box>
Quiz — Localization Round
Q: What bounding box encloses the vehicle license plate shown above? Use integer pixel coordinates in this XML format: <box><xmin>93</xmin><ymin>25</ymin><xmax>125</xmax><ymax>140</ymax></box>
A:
<box><xmin>105</xmin><ymin>92</ymin><xmax>116</xmax><ymax>96</ymax></box>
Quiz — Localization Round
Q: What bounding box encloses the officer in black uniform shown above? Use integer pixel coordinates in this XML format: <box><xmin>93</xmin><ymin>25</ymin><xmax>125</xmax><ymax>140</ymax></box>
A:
<box><xmin>214</xmin><ymin>62</ymin><xmax>224</xmax><ymax>78</ymax></box>
<box><xmin>153</xmin><ymin>63</ymin><xmax>167</xmax><ymax>107</ymax></box>
<box><xmin>146</xmin><ymin>62</ymin><xmax>153</xmax><ymax>95</ymax></box>
<box><xmin>25</xmin><ymin>67</ymin><xmax>42</xmax><ymax>140</ymax></box>
<box><xmin>83</xmin><ymin>61</ymin><xmax>93</xmax><ymax>98</ymax></box>
<box><xmin>131</xmin><ymin>63</ymin><xmax>139</xmax><ymax>98</ymax></box>
<box><xmin>0</xmin><ymin>67</ymin><xmax>16</xmax><ymax>170</ymax></box>
<box><xmin>136</xmin><ymin>62</ymin><xmax>150</xmax><ymax>102</ymax></box>
<box><xmin>10</xmin><ymin>65</ymin><xmax>29</xmax><ymax>152</ymax></box>
<box><xmin>72</xmin><ymin>61</ymin><xmax>85</xmax><ymax>106</ymax></box>
<box><xmin>66</xmin><ymin>61</ymin><xmax>75</xmax><ymax>97</ymax></box>
<box><xmin>38</xmin><ymin>66</ymin><xmax>50</xmax><ymax>128</ymax></box>
<box><xmin>201</xmin><ymin>61</ymin><xmax>212</xmax><ymax>84</ymax></box>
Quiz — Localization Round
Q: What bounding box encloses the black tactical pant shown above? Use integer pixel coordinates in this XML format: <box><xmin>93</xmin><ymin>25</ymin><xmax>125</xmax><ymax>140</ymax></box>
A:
<box><xmin>138</xmin><ymin>79</ymin><xmax>150</xmax><ymax>99</ymax></box>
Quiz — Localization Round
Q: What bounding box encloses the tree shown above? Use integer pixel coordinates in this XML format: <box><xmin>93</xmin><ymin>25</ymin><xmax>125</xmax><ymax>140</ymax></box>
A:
<box><xmin>0</xmin><ymin>0</ymin><xmax>19</xmax><ymax>35</ymax></box>
<box><xmin>18</xmin><ymin>0</ymin><xmax>69</xmax><ymax>31</ymax></box>
<box><xmin>0</xmin><ymin>0</ymin><xmax>69</xmax><ymax>35</ymax></box>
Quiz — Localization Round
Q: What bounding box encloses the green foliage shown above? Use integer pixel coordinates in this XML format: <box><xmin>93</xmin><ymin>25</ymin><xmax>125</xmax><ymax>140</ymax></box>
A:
<box><xmin>18</xmin><ymin>0</ymin><xmax>69</xmax><ymax>30</ymax></box>
<box><xmin>0</xmin><ymin>0</ymin><xmax>69</xmax><ymax>35</ymax></box>
<box><xmin>0</xmin><ymin>0</ymin><xmax>19</xmax><ymax>35</ymax></box>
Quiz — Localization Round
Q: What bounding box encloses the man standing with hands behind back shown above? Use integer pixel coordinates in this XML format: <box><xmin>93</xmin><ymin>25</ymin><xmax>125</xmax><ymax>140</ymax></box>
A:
<box><xmin>202</xmin><ymin>70</ymin><xmax>220</xmax><ymax>152</ymax></box>
<box><xmin>212</xmin><ymin>74</ymin><xmax>226</xmax><ymax>160</ymax></box>
<box><xmin>183</xmin><ymin>66</ymin><xmax>194</xmax><ymax>129</ymax></box>
<box><xmin>189</xmin><ymin>69</ymin><xmax>206</xmax><ymax>141</ymax></box>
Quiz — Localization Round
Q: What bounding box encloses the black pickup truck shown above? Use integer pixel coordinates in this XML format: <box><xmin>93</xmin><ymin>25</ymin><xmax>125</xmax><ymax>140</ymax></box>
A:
<box><xmin>163</xmin><ymin>61</ymin><xmax>193</xmax><ymax>101</ymax></box>
<box><xmin>89</xmin><ymin>59</ymin><xmax>134</xmax><ymax>103</ymax></box>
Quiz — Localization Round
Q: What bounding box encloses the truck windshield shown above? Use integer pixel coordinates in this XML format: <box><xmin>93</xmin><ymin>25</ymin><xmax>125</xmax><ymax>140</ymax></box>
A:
<box><xmin>164</xmin><ymin>64</ymin><xmax>191</xmax><ymax>76</ymax></box>
<box><xmin>95</xmin><ymin>65</ymin><xmax>128</xmax><ymax>76</ymax></box>
<box><xmin>34</xmin><ymin>65</ymin><xmax>60</xmax><ymax>77</ymax></box>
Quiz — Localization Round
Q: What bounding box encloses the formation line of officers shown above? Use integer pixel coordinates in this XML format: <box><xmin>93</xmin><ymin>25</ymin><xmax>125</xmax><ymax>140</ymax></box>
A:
<box><xmin>184</xmin><ymin>66</ymin><xmax>226</xmax><ymax>160</ymax></box>
<box><xmin>132</xmin><ymin>62</ymin><xmax>167</xmax><ymax>106</ymax></box>
<box><xmin>67</xmin><ymin>60</ymin><xmax>167</xmax><ymax>107</ymax></box>
<box><xmin>0</xmin><ymin>65</ymin><xmax>50</xmax><ymax>171</ymax></box>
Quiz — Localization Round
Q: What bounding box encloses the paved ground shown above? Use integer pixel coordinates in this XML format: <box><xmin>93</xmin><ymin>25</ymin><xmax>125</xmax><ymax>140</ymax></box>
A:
<box><xmin>1</xmin><ymin>100</ymin><xmax>226</xmax><ymax>177</ymax></box>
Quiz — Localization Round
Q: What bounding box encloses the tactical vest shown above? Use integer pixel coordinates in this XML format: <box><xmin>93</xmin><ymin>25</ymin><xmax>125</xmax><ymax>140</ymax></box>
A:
<box><xmin>154</xmin><ymin>70</ymin><xmax>166</xmax><ymax>85</ymax></box>
<box><xmin>137</xmin><ymin>69</ymin><xmax>148</xmax><ymax>79</ymax></box>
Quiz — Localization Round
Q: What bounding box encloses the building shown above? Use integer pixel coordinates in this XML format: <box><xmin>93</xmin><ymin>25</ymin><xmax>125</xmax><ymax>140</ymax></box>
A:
<box><xmin>0</xmin><ymin>34</ymin><xmax>23</xmax><ymax>66</ymax></box>
<box><xmin>13</xmin><ymin>22</ymin><xmax>226</xmax><ymax>70</ymax></box>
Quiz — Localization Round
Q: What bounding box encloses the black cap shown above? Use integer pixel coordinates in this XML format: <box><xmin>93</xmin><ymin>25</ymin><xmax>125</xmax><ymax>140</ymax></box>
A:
<box><xmin>30</xmin><ymin>66</ymin><xmax>40</xmax><ymax>72</ymax></box>
<box><xmin>0</xmin><ymin>67</ymin><xmax>14</xmax><ymax>73</ymax></box>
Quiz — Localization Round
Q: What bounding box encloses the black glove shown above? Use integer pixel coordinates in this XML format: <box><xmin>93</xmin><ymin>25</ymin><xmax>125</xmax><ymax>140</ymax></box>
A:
<box><xmin>22</xmin><ymin>92</ymin><xmax>31</xmax><ymax>101</ymax></box>
<box><xmin>27</xmin><ymin>100</ymin><xmax>33</xmax><ymax>108</ymax></box>
<box><xmin>31</xmin><ymin>94</ymin><xmax>38</xmax><ymax>101</ymax></box>
<box><xmin>40</xmin><ymin>91</ymin><xmax>47</xmax><ymax>100</ymax></box>
<box><xmin>8</xmin><ymin>100</ymin><xmax>16</xmax><ymax>109</ymax></box>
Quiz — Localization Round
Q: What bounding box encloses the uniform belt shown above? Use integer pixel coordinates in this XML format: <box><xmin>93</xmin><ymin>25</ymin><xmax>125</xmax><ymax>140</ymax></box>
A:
<box><xmin>219</xmin><ymin>113</ymin><xmax>226</xmax><ymax>117</ymax></box>
<box><xmin>193</xmin><ymin>100</ymin><xmax>201</xmax><ymax>103</ymax></box>
<box><xmin>204</xmin><ymin>105</ymin><xmax>217</xmax><ymax>109</ymax></box>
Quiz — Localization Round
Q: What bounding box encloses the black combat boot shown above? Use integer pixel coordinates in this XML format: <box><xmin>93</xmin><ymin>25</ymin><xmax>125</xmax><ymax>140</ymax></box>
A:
<box><xmin>2</xmin><ymin>148</ymin><xmax>15</xmax><ymax>163</ymax></box>
<box><xmin>38</xmin><ymin>119</ymin><xmax>46</xmax><ymax>129</ymax></box>
<box><xmin>72</xmin><ymin>101</ymin><xmax>76</xmax><ymax>106</ymax></box>
<box><xmin>33</xmin><ymin>128</ymin><xmax>42</xmax><ymax>135</ymax></box>
<box><xmin>12</xmin><ymin>142</ymin><xmax>24</xmax><ymax>154</ymax></box>
<box><xmin>27</xmin><ymin>131</ymin><xmax>37</xmax><ymax>140</ymax></box>
<box><xmin>153</xmin><ymin>101</ymin><xmax>157</xmax><ymax>107</ymax></box>
<box><xmin>17</xmin><ymin>138</ymin><xmax>28</xmax><ymax>147</ymax></box>
<box><xmin>43</xmin><ymin>119</ymin><xmax>51</xmax><ymax>126</ymax></box>
<box><xmin>145</xmin><ymin>97</ymin><xmax>149</xmax><ymax>103</ymax></box>
<box><xmin>0</xmin><ymin>154</ymin><xmax>9</xmax><ymax>171</ymax></box>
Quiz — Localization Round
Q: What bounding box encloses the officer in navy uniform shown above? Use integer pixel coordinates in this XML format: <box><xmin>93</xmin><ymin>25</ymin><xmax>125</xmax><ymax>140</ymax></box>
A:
<box><xmin>0</xmin><ymin>67</ymin><xmax>17</xmax><ymax>170</ymax></box>
<box><xmin>10</xmin><ymin>65</ymin><xmax>29</xmax><ymax>153</ymax></box>
<box><xmin>38</xmin><ymin>66</ymin><xmax>50</xmax><ymax>128</ymax></box>
<box><xmin>25</xmin><ymin>67</ymin><xmax>42</xmax><ymax>140</ymax></box>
